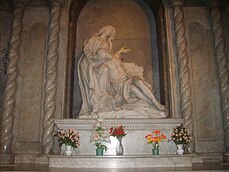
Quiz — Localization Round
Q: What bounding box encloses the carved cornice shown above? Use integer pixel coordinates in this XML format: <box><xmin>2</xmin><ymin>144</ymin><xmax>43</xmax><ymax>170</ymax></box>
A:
<box><xmin>49</xmin><ymin>0</ymin><xmax>64</xmax><ymax>6</ymax></box>
<box><xmin>13</xmin><ymin>0</ymin><xmax>28</xmax><ymax>6</ymax></box>
<box><xmin>171</xmin><ymin>0</ymin><xmax>184</xmax><ymax>6</ymax></box>
<box><xmin>209</xmin><ymin>0</ymin><xmax>221</xmax><ymax>6</ymax></box>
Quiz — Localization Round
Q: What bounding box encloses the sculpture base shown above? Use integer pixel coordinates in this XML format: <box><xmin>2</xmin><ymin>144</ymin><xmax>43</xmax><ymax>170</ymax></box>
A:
<box><xmin>79</xmin><ymin>108</ymin><xmax>167</xmax><ymax>119</ymax></box>
<box><xmin>79</xmin><ymin>101</ymin><xmax>167</xmax><ymax>119</ymax></box>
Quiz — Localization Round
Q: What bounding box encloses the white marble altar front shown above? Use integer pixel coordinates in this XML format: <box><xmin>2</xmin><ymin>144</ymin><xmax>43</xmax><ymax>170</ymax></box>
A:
<box><xmin>49</xmin><ymin>118</ymin><xmax>196</xmax><ymax>168</ymax></box>
<box><xmin>54</xmin><ymin>118</ymin><xmax>183</xmax><ymax>155</ymax></box>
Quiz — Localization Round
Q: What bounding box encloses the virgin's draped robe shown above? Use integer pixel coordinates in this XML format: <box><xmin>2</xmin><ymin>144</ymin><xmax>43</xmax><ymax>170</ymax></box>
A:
<box><xmin>78</xmin><ymin>26</ymin><xmax>167</xmax><ymax>118</ymax></box>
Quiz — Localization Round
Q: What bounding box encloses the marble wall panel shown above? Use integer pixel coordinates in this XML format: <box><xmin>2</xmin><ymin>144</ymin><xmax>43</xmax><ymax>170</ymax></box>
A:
<box><xmin>185</xmin><ymin>8</ymin><xmax>224</xmax><ymax>152</ymax></box>
<box><xmin>18</xmin><ymin>23</ymin><xmax>46</xmax><ymax>142</ymax></box>
<box><xmin>12</xmin><ymin>8</ymin><xmax>49</xmax><ymax>153</ymax></box>
<box><xmin>188</xmin><ymin>22</ymin><xmax>216</xmax><ymax>140</ymax></box>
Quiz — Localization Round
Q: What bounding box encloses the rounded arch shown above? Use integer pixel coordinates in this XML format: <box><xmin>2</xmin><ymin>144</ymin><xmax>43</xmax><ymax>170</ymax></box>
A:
<box><xmin>66</xmin><ymin>0</ymin><xmax>169</xmax><ymax>118</ymax></box>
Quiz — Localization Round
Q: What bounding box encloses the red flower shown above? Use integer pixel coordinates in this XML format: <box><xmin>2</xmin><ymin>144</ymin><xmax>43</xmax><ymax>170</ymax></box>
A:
<box><xmin>153</xmin><ymin>130</ymin><xmax>160</xmax><ymax>135</ymax></box>
<box><xmin>110</xmin><ymin>125</ymin><xmax>126</xmax><ymax>137</ymax></box>
<box><xmin>109</xmin><ymin>127</ymin><xmax>113</xmax><ymax>134</ymax></box>
<box><xmin>161</xmin><ymin>134</ymin><xmax>167</xmax><ymax>139</ymax></box>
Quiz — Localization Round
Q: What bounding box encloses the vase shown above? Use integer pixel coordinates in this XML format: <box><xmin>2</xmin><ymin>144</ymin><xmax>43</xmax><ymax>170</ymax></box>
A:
<box><xmin>176</xmin><ymin>144</ymin><xmax>184</xmax><ymax>155</ymax></box>
<box><xmin>96</xmin><ymin>148</ymin><xmax>104</xmax><ymax>156</ymax></box>
<box><xmin>60</xmin><ymin>144</ymin><xmax>66</xmax><ymax>155</ymax></box>
<box><xmin>65</xmin><ymin>145</ymin><xmax>73</xmax><ymax>156</ymax></box>
<box><xmin>116</xmin><ymin>137</ymin><xmax>124</xmax><ymax>155</ymax></box>
<box><xmin>152</xmin><ymin>148</ymin><xmax>159</xmax><ymax>155</ymax></box>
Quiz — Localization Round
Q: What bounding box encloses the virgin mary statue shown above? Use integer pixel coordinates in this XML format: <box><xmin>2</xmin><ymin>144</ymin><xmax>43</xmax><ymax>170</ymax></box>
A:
<box><xmin>78</xmin><ymin>25</ymin><xmax>167</xmax><ymax>118</ymax></box>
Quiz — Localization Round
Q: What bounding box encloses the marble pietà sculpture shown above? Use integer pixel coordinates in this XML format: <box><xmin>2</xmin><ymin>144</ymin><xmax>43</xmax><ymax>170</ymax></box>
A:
<box><xmin>78</xmin><ymin>25</ymin><xmax>167</xmax><ymax>118</ymax></box>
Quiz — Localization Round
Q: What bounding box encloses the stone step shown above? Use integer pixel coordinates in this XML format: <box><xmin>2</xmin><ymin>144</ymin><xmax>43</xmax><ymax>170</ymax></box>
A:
<box><xmin>48</xmin><ymin>154</ymin><xmax>193</xmax><ymax>168</ymax></box>
<box><xmin>1</xmin><ymin>162</ymin><xmax>229</xmax><ymax>172</ymax></box>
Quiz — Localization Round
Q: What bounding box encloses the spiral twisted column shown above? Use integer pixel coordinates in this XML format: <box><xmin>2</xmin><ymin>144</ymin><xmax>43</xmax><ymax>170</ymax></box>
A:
<box><xmin>0</xmin><ymin>0</ymin><xmax>27</xmax><ymax>154</ymax></box>
<box><xmin>209</xmin><ymin>0</ymin><xmax>229</xmax><ymax>153</ymax></box>
<box><xmin>172</xmin><ymin>0</ymin><xmax>194</xmax><ymax>152</ymax></box>
<box><xmin>42</xmin><ymin>0</ymin><xmax>63</xmax><ymax>154</ymax></box>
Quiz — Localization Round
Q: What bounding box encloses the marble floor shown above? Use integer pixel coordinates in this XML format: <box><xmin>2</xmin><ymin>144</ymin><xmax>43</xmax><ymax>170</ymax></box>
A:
<box><xmin>0</xmin><ymin>162</ymin><xmax>229</xmax><ymax>172</ymax></box>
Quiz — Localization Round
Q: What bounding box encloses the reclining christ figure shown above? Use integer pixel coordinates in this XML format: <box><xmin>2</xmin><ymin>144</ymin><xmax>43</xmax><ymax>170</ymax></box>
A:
<box><xmin>78</xmin><ymin>25</ymin><xmax>167</xmax><ymax>118</ymax></box>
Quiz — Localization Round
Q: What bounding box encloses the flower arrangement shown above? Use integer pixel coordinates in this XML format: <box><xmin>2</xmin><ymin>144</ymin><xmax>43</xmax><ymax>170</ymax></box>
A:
<box><xmin>145</xmin><ymin>130</ymin><xmax>167</xmax><ymax>149</ymax></box>
<box><xmin>171</xmin><ymin>125</ymin><xmax>191</xmax><ymax>145</ymax></box>
<box><xmin>110</xmin><ymin>125</ymin><xmax>127</xmax><ymax>138</ymax></box>
<box><xmin>53</xmin><ymin>128</ymin><xmax>80</xmax><ymax>148</ymax></box>
<box><xmin>90</xmin><ymin>118</ymin><xmax>110</xmax><ymax>151</ymax></box>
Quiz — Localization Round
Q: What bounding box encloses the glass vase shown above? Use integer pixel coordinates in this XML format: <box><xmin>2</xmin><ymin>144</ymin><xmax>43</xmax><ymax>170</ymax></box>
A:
<box><xmin>96</xmin><ymin>148</ymin><xmax>104</xmax><ymax>156</ymax></box>
<box><xmin>116</xmin><ymin>136</ymin><xmax>124</xmax><ymax>155</ymax></box>
<box><xmin>65</xmin><ymin>145</ymin><xmax>73</xmax><ymax>156</ymax></box>
<box><xmin>176</xmin><ymin>144</ymin><xmax>184</xmax><ymax>155</ymax></box>
<box><xmin>152</xmin><ymin>148</ymin><xmax>159</xmax><ymax>155</ymax></box>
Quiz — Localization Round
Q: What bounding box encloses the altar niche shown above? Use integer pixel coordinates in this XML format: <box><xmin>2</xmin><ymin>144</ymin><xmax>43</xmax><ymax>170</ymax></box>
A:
<box><xmin>66</xmin><ymin>0</ymin><xmax>170</xmax><ymax>118</ymax></box>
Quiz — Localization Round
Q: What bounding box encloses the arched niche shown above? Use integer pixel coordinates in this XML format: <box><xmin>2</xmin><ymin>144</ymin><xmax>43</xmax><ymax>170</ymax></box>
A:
<box><xmin>66</xmin><ymin>0</ymin><xmax>169</xmax><ymax>118</ymax></box>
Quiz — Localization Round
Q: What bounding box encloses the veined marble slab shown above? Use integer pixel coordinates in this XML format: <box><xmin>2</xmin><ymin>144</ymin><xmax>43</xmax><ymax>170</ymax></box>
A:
<box><xmin>49</xmin><ymin>154</ymin><xmax>193</xmax><ymax>168</ymax></box>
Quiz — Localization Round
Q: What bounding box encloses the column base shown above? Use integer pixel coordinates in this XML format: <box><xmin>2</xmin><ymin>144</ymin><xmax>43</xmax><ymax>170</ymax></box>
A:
<box><xmin>0</xmin><ymin>154</ymin><xmax>14</xmax><ymax>164</ymax></box>
<box><xmin>223</xmin><ymin>152</ymin><xmax>229</xmax><ymax>163</ymax></box>
<box><xmin>14</xmin><ymin>154</ymin><xmax>49</xmax><ymax>164</ymax></box>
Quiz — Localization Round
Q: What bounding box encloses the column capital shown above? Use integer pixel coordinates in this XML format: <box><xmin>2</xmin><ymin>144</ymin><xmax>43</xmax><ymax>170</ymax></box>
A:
<box><xmin>171</xmin><ymin>0</ymin><xmax>184</xmax><ymax>7</ymax></box>
<box><xmin>13</xmin><ymin>0</ymin><xmax>28</xmax><ymax>6</ymax></box>
<box><xmin>49</xmin><ymin>0</ymin><xmax>64</xmax><ymax>6</ymax></box>
<box><xmin>209</xmin><ymin>0</ymin><xmax>221</xmax><ymax>7</ymax></box>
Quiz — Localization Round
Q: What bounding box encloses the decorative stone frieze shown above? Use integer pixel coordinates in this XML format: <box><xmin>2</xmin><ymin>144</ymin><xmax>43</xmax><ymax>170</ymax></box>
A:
<box><xmin>171</xmin><ymin>0</ymin><xmax>194</xmax><ymax>152</ymax></box>
<box><xmin>0</xmin><ymin>0</ymin><xmax>27</xmax><ymax>154</ymax></box>
<box><xmin>209</xmin><ymin>0</ymin><xmax>229</xmax><ymax>154</ymax></box>
<box><xmin>42</xmin><ymin>0</ymin><xmax>63</xmax><ymax>154</ymax></box>
<box><xmin>54</xmin><ymin>118</ymin><xmax>184</xmax><ymax>130</ymax></box>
